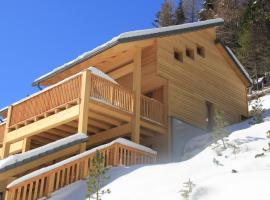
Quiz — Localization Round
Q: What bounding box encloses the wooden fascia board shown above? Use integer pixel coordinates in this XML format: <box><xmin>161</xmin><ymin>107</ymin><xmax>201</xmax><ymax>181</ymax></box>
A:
<box><xmin>6</xmin><ymin>105</ymin><xmax>79</xmax><ymax>144</ymax></box>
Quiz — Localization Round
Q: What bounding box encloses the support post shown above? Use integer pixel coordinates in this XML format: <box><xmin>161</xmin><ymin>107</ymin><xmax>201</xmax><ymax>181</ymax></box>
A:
<box><xmin>1</xmin><ymin>106</ymin><xmax>13</xmax><ymax>159</ymax></box>
<box><xmin>78</xmin><ymin>70</ymin><xmax>91</xmax><ymax>152</ymax></box>
<box><xmin>163</xmin><ymin>83</ymin><xmax>171</xmax><ymax>161</ymax></box>
<box><xmin>131</xmin><ymin>47</ymin><xmax>142</xmax><ymax>144</ymax></box>
<box><xmin>22</xmin><ymin>138</ymin><xmax>31</xmax><ymax>153</ymax></box>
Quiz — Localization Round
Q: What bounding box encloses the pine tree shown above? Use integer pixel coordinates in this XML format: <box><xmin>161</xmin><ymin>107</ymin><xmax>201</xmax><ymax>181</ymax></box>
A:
<box><xmin>199</xmin><ymin>0</ymin><xmax>216</xmax><ymax>20</ymax></box>
<box><xmin>175</xmin><ymin>1</ymin><xmax>186</xmax><ymax>24</ymax></box>
<box><xmin>179</xmin><ymin>179</ymin><xmax>196</xmax><ymax>200</ymax></box>
<box><xmin>238</xmin><ymin>0</ymin><xmax>270</xmax><ymax>77</ymax></box>
<box><xmin>86</xmin><ymin>150</ymin><xmax>111</xmax><ymax>200</ymax></box>
<box><xmin>153</xmin><ymin>0</ymin><xmax>176</xmax><ymax>27</ymax></box>
<box><xmin>212</xmin><ymin>109</ymin><xmax>229</xmax><ymax>149</ymax></box>
<box><xmin>250</xmin><ymin>96</ymin><xmax>265</xmax><ymax>124</ymax></box>
<box><xmin>182</xmin><ymin>0</ymin><xmax>200</xmax><ymax>22</ymax></box>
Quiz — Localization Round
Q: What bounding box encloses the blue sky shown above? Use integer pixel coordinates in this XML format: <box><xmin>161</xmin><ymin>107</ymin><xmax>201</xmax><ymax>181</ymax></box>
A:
<box><xmin>0</xmin><ymin>0</ymin><xmax>163</xmax><ymax>108</ymax></box>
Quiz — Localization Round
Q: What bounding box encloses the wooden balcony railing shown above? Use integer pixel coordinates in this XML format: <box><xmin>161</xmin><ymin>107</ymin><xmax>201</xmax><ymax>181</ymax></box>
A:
<box><xmin>7</xmin><ymin>71</ymin><xmax>165</xmax><ymax>131</ymax></box>
<box><xmin>141</xmin><ymin>95</ymin><xmax>165</xmax><ymax>125</ymax></box>
<box><xmin>90</xmin><ymin>74</ymin><xmax>134</xmax><ymax>113</ymax></box>
<box><xmin>0</xmin><ymin>122</ymin><xmax>6</xmax><ymax>145</ymax></box>
<box><xmin>5</xmin><ymin>140</ymin><xmax>157</xmax><ymax>200</ymax></box>
<box><xmin>9</xmin><ymin>75</ymin><xmax>82</xmax><ymax>128</ymax></box>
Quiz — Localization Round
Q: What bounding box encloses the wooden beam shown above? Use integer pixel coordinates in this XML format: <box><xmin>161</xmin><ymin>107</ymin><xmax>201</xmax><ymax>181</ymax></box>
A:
<box><xmin>68</xmin><ymin>116</ymin><xmax>100</xmax><ymax>133</ymax></box>
<box><xmin>22</xmin><ymin>138</ymin><xmax>31</xmax><ymax>153</ymax></box>
<box><xmin>1</xmin><ymin>106</ymin><xmax>13</xmax><ymax>158</ymax></box>
<box><xmin>9</xmin><ymin>140</ymin><xmax>24</xmax><ymax>155</ymax></box>
<box><xmin>58</xmin><ymin>124</ymin><xmax>77</xmax><ymax>133</ymax></box>
<box><xmin>78</xmin><ymin>70</ymin><xmax>91</xmax><ymax>134</ymax></box>
<box><xmin>0</xmin><ymin>144</ymin><xmax>81</xmax><ymax>181</ymax></box>
<box><xmin>89</xmin><ymin>101</ymin><xmax>132</xmax><ymax>122</ymax></box>
<box><xmin>46</xmin><ymin>129</ymin><xmax>70</xmax><ymax>138</ymax></box>
<box><xmin>32</xmin><ymin>135</ymin><xmax>53</xmax><ymax>144</ymax></box>
<box><xmin>107</xmin><ymin>62</ymin><xmax>134</xmax><ymax>79</ymax></box>
<box><xmin>141</xmin><ymin>120</ymin><xmax>167</xmax><ymax>135</ymax></box>
<box><xmin>89</xmin><ymin>112</ymin><xmax>122</xmax><ymax>126</ymax></box>
<box><xmin>87</xmin><ymin>123</ymin><xmax>131</xmax><ymax>146</ymax></box>
<box><xmin>87</xmin><ymin>119</ymin><xmax>112</xmax><ymax>130</ymax></box>
<box><xmin>6</xmin><ymin>105</ymin><xmax>79</xmax><ymax>144</ymax></box>
<box><xmin>131</xmin><ymin>47</ymin><xmax>142</xmax><ymax>143</ymax></box>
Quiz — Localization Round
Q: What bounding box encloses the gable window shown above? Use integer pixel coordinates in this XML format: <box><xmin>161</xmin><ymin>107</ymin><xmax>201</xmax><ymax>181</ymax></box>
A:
<box><xmin>197</xmin><ymin>45</ymin><xmax>205</xmax><ymax>58</ymax></box>
<box><xmin>186</xmin><ymin>48</ymin><xmax>194</xmax><ymax>60</ymax></box>
<box><xmin>174</xmin><ymin>50</ymin><xmax>183</xmax><ymax>63</ymax></box>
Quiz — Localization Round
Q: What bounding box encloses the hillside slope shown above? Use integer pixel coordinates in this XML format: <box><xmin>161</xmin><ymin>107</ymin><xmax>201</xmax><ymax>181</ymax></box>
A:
<box><xmin>50</xmin><ymin>95</ymin><xmax>270</xmax><ymax>200</ymax></box>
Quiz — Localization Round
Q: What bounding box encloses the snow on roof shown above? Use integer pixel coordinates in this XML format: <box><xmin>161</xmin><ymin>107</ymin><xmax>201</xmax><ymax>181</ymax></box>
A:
<box><xmin>32</xmin><ymin>18</ymin><xmax>224</xmax><ymax>86</ymax></box>
<box><xmin>88</xmin><ymin>67</ymin><xmax>118</xmax><ymax>84</ymax></box>
<box><xmin>7</xmin><ymin>138</ymin><xmax>157</xmax><ymax>188</ymax></box>
<box><xmin>0</xmin><ymin>133</ymin><xmax>88</xmax><ymax>173</ymax></box>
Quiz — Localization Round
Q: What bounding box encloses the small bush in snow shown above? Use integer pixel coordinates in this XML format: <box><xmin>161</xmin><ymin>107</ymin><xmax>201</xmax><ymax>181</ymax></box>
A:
<box><xmin>179</xmin><ymin>179</ymin><xmax>195</xmax><ymax>200</ymax></box>
<box><xmin>212</xmin><ymin>157</ymin><xmax>224</xmax><ymax>166</ymax></box>
<box><xmin>86</xmin><ymin>150</ymin><xmax>111</xmax><ymax>200</ymax></box>
<box><xmin>263</xmin><ymin>130</ymin><xmax>270</xmax><ymax>152</ymax></box>
<box><xmin>255</xmin><ymin>152</ymin><xmax>265</xmax><ymax>158</ymax></box>
<box><xmin>212</xmin><ymin>109</ymin><xmax>229</xmax><ymax>149</ymax></box>
<box><xmin>250</xmin><ymin>97</ymin><xmax>265</xmax><ymax>124</ymax></box>
<box><xmin>227</xmin><ymin>141</ymin><xmax>241</xmax><ymax>155</ymax></box>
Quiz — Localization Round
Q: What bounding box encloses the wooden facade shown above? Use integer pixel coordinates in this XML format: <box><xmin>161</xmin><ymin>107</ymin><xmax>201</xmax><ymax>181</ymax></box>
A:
<box><xmin>0</xmin><ymin>19</ymin><xmax>251</xmax><ymax>199</ymax></box>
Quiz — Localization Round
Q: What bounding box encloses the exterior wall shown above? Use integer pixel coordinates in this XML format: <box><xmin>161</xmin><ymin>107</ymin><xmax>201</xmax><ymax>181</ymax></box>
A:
<box><xmin>157</xmin><ymin>28</ymin><xmax>248</xmax><ymax>129</ymax></box>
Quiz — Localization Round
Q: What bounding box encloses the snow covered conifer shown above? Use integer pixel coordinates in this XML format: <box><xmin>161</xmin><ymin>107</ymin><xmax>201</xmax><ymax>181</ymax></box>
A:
<box><xmin>86</xmin><ymin>150</ymin><xmax>111</xmax><ymax>200</ymax></box>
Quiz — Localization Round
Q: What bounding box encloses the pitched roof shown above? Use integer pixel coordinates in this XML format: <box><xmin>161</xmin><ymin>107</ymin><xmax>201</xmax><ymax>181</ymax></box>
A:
<box><xmin>224</xmin><ymin>46</ymin><xmax>252</xmax><ymax>85</ymax></box>
<box><xmin>32</xmin><ymin>18</ymin><xmax>224</xmax><ymax>86</ymax></box>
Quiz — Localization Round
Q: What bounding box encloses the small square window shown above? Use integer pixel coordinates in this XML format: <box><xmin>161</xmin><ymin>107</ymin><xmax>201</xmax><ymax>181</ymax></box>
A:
<box><xmin>186</xmin><ymin>48</ymin><xmax>194</xmax><ymax>60</ymax></box>
<box><xmin>197</xmin><ymin>46</ymin><xmax>205</xmax><ymax>58</ymax></box>
<box><xmin>174</xmin><ymin>50</ymin><xmax>183</xmax><ymax>63</ymax></box>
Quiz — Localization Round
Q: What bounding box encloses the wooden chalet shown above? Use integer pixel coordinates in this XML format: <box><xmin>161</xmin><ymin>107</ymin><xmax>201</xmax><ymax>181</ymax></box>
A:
<box><xmin>0</xmin><ymin>18</ymin><xmax>251</xmax><ymax>199</ymax></box>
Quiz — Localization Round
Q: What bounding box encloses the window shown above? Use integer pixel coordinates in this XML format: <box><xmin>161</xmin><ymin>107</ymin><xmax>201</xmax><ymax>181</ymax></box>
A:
<box><xmin>186</xmin><ymin>48</ymin><xmax>194</xmax><ymax>60</ymax></box>
<box><xmin>174</xmin><ymin>50</ymin><xmax>183</xmax><ymax>63</ymax></box>
<box><xmin>197</xmin><ymin>46</ymin><xmax>205</xmax><ymax>58</ymax></box>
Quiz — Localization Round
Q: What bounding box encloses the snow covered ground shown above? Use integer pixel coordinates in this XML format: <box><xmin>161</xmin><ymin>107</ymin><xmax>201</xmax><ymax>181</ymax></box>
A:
<box><xmin>50</xmin><ymin>95</ymin><xmax>270</xmax><ymax>200</ymax></box>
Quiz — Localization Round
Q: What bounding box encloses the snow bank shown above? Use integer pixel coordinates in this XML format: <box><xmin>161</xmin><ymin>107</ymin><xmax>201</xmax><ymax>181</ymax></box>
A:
<box><xmin>0</xmin><ymin>133</ymin><xmax>88</xmax><ymax>172</ymax></box>
<box><xmin>7</xmin><ymin>138</ymin><xmax>156</xmax><ymax>188</ymax></box>
<box><xmin>50</xmin><ymin>95</ymin><xmax>270</xmax><ymax>200</ymax></box>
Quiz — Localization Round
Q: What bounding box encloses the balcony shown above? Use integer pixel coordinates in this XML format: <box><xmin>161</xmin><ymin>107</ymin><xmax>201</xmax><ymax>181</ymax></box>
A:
<box><xmin>2</xmin><ymin>71</ymin><xmax>167</xmax><ymax>153</ymax></box>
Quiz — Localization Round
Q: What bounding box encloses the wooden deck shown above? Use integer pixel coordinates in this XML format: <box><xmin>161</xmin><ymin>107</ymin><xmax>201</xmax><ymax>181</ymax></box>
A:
<box><xmin>1</xmin><ymin>71</ymin><xmax>167</xmax><ymax>157</ymax></box>
<box><xmin>5</xmin><ymin>141</ymin><xmax>157</xmax><ymax>200</ymax></box>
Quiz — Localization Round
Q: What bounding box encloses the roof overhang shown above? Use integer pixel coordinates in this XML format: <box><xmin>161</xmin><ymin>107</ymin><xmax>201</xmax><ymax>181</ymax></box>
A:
<box><xmin>32</xmin><ymin>18</ymin><xmax>224</xmax><ymax>86</ymax></box>
<box><xmin>215</xmin><ymin>40</ymin><xmax>252</xmax><ymax>86</ymax></box>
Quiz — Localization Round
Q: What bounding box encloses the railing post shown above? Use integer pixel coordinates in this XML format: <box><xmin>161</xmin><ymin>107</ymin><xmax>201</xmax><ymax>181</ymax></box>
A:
<box><xmin>78</xmin><ymin>70</ymin><xmax>91</xmax><ymax>153</ymax></box>
<box><xmin>45</xmin><ymin>173</ymin><xmax>55</xmax><ymax>197</ymax></box>
<box><xmin>131</xmin><ymin>47</ymin><xmax>142</xmax><ymax>144</ymax></box>
<box><xmin>4</xmin><ymin>189</ymin><xmax>11</xmax><ymax>200</ymax></box>
<box><xmin>1</xmin><ymin>106</ymin><xmax>13</xmax><ymax>159</ymax></box>
<box><xmin>82</xmin><ymin>159</ymin><xmax>89</xmax><ymax>179</ymax></box>
<box><xmin>112</xmin><ymin>144</ymin><xmax>119</xmax><ymax>166</ymax></box>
